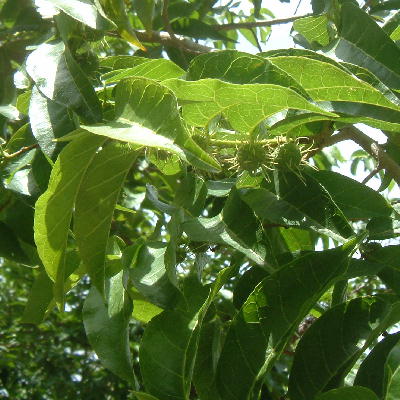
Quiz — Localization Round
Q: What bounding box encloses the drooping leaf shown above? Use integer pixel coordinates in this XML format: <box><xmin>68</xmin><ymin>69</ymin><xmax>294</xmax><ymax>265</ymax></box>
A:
<box><xmin>34</xmin><ymin>134</ymin><xmax>106</xmax><ymax>306</ymax></box>
<box><xmin>140</xmin><ymin>270</ymin><xmax>233</xmax><ymax>400</ymax></box>
<box><xmin>49</xmin><ymin>0</ymin><xmax>115</xmax><ymax>30</ymax></box>
<box><xmin>74</xmin><ymin>142</ymin><xmax>137</xmax><ymax>294</ymax></box>
<box><xmin>216</xmin><ymin>237</ymin><xmax>362</xmax><ymax>400</ymax></box>
<box><xmin>26</xmin><ymin>41</ymin><xmax>102</xmax><ymax>123</ymax></box>
<box><xmin>288</xmin><ymin>296</ymin><xmax>400</xmax><ymax>400</ymax></box>
<box><xmin>83</xmin><ymin>270</ymin><xmax>135</xmax><ymax>384</ymax></box>
<box><xmin>81</xmin><ymin>77</ymin><xmax>220</xmax><ymax>172</ymax></box>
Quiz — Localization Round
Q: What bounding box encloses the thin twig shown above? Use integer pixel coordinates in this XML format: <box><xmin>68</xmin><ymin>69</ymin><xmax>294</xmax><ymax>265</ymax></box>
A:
<box><xmin>324</xmin><ymin>126</ymin><xmax>400</xmax><ymax>187</ymax></box>
<box><xmin>3</xmin><ymin>144</ymin><xmax>38</xmax><ymax>159</ymax></box>
<box><xmin>134</xmin><ymin>30</ymin><xmax>214</xmax><ymax>53</ymax></box>
<box><xmin>362</xmin><ymin>167</ymin><xmax>382</xmax><ymax>184</ymax></box>
<box><xmin>213</xmin><ymin>13</ymin><xmax>313</xmax><ymax>31</ymax></box>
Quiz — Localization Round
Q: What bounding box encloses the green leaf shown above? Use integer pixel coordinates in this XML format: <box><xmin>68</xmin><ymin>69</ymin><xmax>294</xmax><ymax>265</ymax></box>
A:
<box><xmin>29</xmin><ymin>86</ymin><xmax>75</xmax><ymax>158</ymax></box>
<box><xmin>288</xmin><ymin>296</ymin><xmax>400</xmax><ymax>400</ymax></box>
<box><xmin>164</xmin><ymin>78</ymin><xmax>335</xmax><ymax>132</ymax></box>
<box><xmin>315</xmin><ymin>386</ymin><xmax>379</xmax><ymax>400</ymax></box>
<box><xmin>140</xmin><ymin>271</ymin><xmax>233</xmax><ymax>400</ymax></box>
<box><xmin>34</xmin><ymin>134</ymin><xmax>106</xmax><ymax>306</ymax></box>
<box><xmin>293</xmin><ymin>15</ymin><xmax>331</xmax><ymax>46</ymax></box>
<box><xmin>50</xmin><ymin>0</ymin><xmax>115</xmax><ymax>30</ymax></box>
<box><xmin>311</xmin><ymin>170</ymin><xmax>392</xmax><ymax>219</ymax></box>
<box><xmin>216</xmin><ymin>238</ymin><xmax>361</xmax><ymax>400</ymax></box>
<box><xmin>276</xmin><ymin>170</ymin><xmax>353</xmax><ymax>239</ymax></box>
<box><xmin>74</xmin><ymin>141</ymin><xmax>137</xmax><ymax>294</ymax></box>
<box><xmin>21</xmin><ymin>269</ymin><xmax>53</xmax><ymax>324</ymax></box>
<box><xmin>0</xmin><ymin>221</ymin><xmax>29</xmax><ymax>263</ymax></box>
<box><xmin>100</xmin><ymin>55</ymin><xmax>151</xmax><ymax>70</ymax></box>
<box><xmin>83</xmin><ymin>270</ymin><xmax>135</xmax><ymax>384</ymax></box>
<box><xmin>81</xmin><ymin>77</ymin><xmax>220</xmax><ymax>172</ymax></box>
<box><xmin>103</xmin><ymin>59</ymin><xmax>184</xmax><ymax>83</ymax></box>
<box><xmin>182</xmin><ymin>187</ymin><xmax>266</xmax><ymax>266</ymax></box>
<box><xmin>133</xmin><ymin>393</ymin><xmax>161</xmax><ymax>400</ymax></box>
<box><xmin>133</xmin><ymin>0</ymin><xmax>154</xmax><ymax>31</ymax></box>
<box><xmin>187</xmin><ymin>50</ymin><xmax>309</xmax><ymax>98</ymax></box>
<box><xmin>268</xmin><ymin>56</ymin><xmax>400</xmax><ymax>112</ymax></box>
<box><xmin>122</xmin><ymin>241</ymin><xmax>180</xmax><ymax>309</ymax></box>
<box><xmin>334</xmin><ymin>3</ymin><xmax>400</xmax><ymax>89</ymax></box>
<box><xmin>354</xmin><ymin>332</ymin><xmax>400</xmax><ymax>399</ymax></box>
<box><xmin>26</xmin><ymin>41</ymin><xmax>102</xmax><ymax>123</ymax></box>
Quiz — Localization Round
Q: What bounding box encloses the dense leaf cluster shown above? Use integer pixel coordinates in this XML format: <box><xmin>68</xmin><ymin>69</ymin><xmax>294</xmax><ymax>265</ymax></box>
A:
<box><xmin>2</xmin><ymin>0</ymin><xmax>400</xmax><ymax>399</ymax></box>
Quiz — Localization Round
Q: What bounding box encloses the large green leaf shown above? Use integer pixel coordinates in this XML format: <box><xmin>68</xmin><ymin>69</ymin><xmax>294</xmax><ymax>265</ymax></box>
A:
<box><xmin>311</xmin><ymin>170</ymin><xmax>392</xmax><ymax>219</ymax></box>
<box><xmin>334</xmin><ymin>3</ymin><xmax>400</xmax><ymax>89</ymax></box>
<box><xmin>288</xmin><ymin>296</ymin><xmax>400</xmax><ymax>400</ymax></box>
<box><xmin>122</xmin><ymin>241</ymin><xmax>180</xmax><ymax>309</ymax></box>
<box><xmin>163</xmin><ymin>78</ymin><xmax>335</xmax><ymax>132</ymax></box>
<box><xmin>74</xmin><ymin>142</ymin><xmax>137</xmax><ymax>294</ymax></box>
<box><xmin>315</xmin><ymin>387</ymin><xmax>379</xmax><ymax>400</ymax></box>
<box><xmin>34</xmin><ymin>134</ymin><xmax>106</xmax><ymax>305</ymax></box>
<box><xmin>26</xmin><ymin>41</ymin><xmax>102</xmax><ymax>123</ymax></box>
<box><xmin>182</xmin><ymin>187</ymin><xmax>266</xmax><ymax>266</ymax></box>
<box><xmin>103</xmin><ymin>59</ymin><xmax>184</xmax><ymax>83</ymax></box>
<box><xmin>268</xmin><ymin>56</ymin><xmax>400</xmax><ymax>114</ymax></box>
<box><xmin>354</xmin><ymin>332</ymin><xmax>400</xmax><ymax>399</ymax></box>
<box><xmin>83</xmin><ymin>270</ymin><xmax>135</xmax><ymax>384</ymax></box>
<box><xmin>293</xmin><ymin>15</ymin><xmax>331</xmax><ymax>46</ymax></box>
<box><xmin>241</xmin><ymin>187</ymin><xmax>346</xmax><ymax>242</ymax></box>
<box><xmin>133</xmin><ymin>0</ymin><xmax>154</xmax><ymax>31</ymax></box>
<box><xmin>140</xmin><ymin>269</ymin><xmax>233</xmax><ymax>400</ymax></box>
<box><xmin>29</xmin><ymin>86</ymin><xmax>75</xmax><ymax>158</ymax></box>
<box><xmin>50</xmin><ymin>0</ymin><xmax>115</xmax><ymax>30</ymax></box>
<box><xmin>187</xmin><ymin>50</ymin><xmax>309</xmax><ymax>98</ymax></box>
<box><xmin>81</xmin><ymin>77</ymin><xmax>220</xmax><ymax>172</ymax></box>
<box><xmin>216</xmin><ymin>238</ymin><xmax>361</xmax><ymax>400</ymax></box>
<box><xmin>0</xmin><ymin>221</ymin><xmax>30</xmax><ymax>264</ymax></box>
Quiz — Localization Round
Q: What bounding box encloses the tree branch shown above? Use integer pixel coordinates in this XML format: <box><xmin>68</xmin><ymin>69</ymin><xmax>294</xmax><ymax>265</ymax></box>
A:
<box><xmin>323</xmin><ymin>126</ymin><xmax>400</xmax><ymax>187</ymax></box>
<box><xmin>213</xmin><ymin>13</ymin><xmax>313</xmax><ymax>31</ymax></box>
<box><xmin>134</xmin><ymin>30</ymin><xmax>214</xmax><ymax>53</ymax></box>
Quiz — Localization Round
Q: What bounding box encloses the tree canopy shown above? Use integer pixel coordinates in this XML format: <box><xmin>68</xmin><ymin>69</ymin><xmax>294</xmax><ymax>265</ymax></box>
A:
<box><xmin>2</xmin><ymin>0</ymin><xmax>400</xmax><ymax>399</ymax></box>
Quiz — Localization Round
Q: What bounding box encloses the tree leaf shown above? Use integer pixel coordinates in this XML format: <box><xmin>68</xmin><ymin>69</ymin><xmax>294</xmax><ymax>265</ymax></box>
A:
<box><xmin>140</xmin><ymin>270</ymin><xmax>233</xmax><ymax>400</ymax></box>
<box><xmin>122</xmin><ymin>241</ymin><xmax>180</xmax><ymax>309</ymax></box>
<box><xmin>288</xmin><ymin>296</ymin><xmax>400</xmax><ymax>400</ymax></box>
<box><xmin>293</xmin><ymin>15</ymin><xmax>331</xmax><ymax>46</ymax></box>
<box><xmin>311</xmin><ymin>170</ymin><xmax>392</xmax><ymax>219</ymax></box>
<box><xmin>315</xmin><ymin>386</ymin><xmax>379</xmax><ymax>400</ymax></box>
<box><xmin>354</xmin><ymin>331</ymin><xmax>400</xmax><ymax>399</ymax></box>
<box><xmin>216</xmin><ymin>237</ymin><xmax>362</xmax><ymax>400</ymax></box>
<box><xmin>164</xmin><ymin>78</ymin><xmax>335</xmax><ymax>132</ymax></box>
<box><xmin>103</xmin><ymin>59</ymin><xmax>184</xmax><ymax>83</ymax></box>
<box><xmin>26</xmin><ymin>40</ymin><xmax>102</xmax><ymax>123</ymax></box>
<box><xmin>34</xmin><ymin>134</ymin><xmax>106</xmax><ymax>306</ymax></box>
<box><xmin>50</xmin><ymin>0</ymin><xmax>115</xmax><ymax>30</ymax></box>
<box><xmin>0</xmin><ymin>221</ymin><xmax>30</xmax><ymax>264</ymax></box>
<box><xmin>29</xmin><ymin>86</ymin><xmax>75</xmax><ymax>158</ymax></box>
<box><xmin>81</xmin><ymin>77</ymin><xmax>220</xmax><ymax>172</ymax></box>
<box><xmin>133</xmin><ymin>0</ymin><xmax>154</xmax><ymax>31</ymax></box>
<box><xmin>334</xmin><ymin>3</ymin><xmax>400</xmax><ymax>89</ymax></box>
<box><xmin>83</xmin><ymin>270</ymin><xmax>135</xmax><ymax>384</ymax></box>
<box><xmin>182</xmin><ymin>187</ymin><xmax>266</xmax><ymax>266</ymax></box>
<box><xmin>74</xmin><ymin>141</ymin><xmax>137</xmax><ymax>295</ymax></box>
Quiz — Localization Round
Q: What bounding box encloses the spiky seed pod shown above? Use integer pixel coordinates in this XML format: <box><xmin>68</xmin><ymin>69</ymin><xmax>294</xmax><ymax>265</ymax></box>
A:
<box><xmin>275</xmin><ymin>141</ymin><xmax>302</xmax><ymax>171</ymax></box>
<box><xmin>236</xmin><ymin>142</ymin><xmax>270</xmax><ymax>173</ymax></box>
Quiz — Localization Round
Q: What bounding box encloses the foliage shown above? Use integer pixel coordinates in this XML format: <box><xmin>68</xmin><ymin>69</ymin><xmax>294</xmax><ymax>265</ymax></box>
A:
<box><xmin>2</xmin><ymin>0</ymin><xmax>400</xmax><ymax>399</ymax></box>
